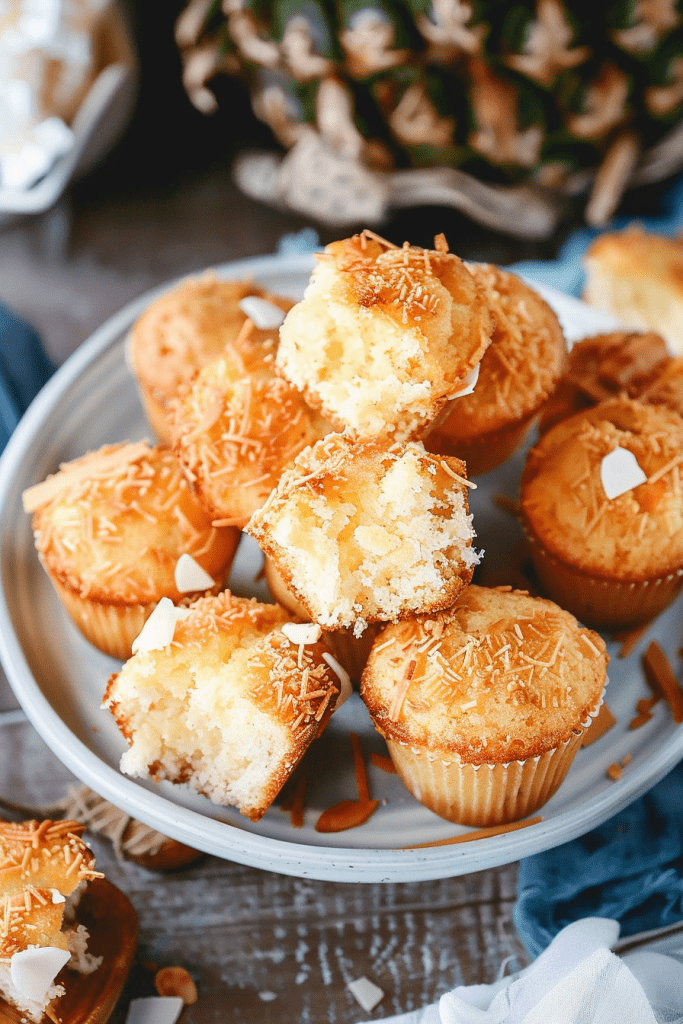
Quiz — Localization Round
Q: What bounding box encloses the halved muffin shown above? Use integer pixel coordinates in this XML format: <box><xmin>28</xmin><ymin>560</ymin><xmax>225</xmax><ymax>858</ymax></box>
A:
<box><xmin>246</xmin><ymin>432</ymin><xmax>479</xmax><ymax>636</ymax></box>
<box><xmin>104</xmin><ymin>592</ymin><xmax>343</xmax><ymax>820</ymax></box>
<box><xmin>276</xmin><ymin>231</ymin><xmax>493</xmax><ymax>442</ymax></box>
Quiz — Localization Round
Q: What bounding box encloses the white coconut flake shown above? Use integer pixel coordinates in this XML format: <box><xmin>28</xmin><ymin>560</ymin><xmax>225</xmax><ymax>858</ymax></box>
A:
<box><xmin>449</xmin><ymin>361</ymin><xmax>480</xmax><ymax>400</ymax></box>
<box><xmin>281</xmin><ymin>622</ymin><xmax>323</xmax><ymax>645</ymax></box>
<box><xmin>258</xmin><ymin>991</ymin><xmax>278</xmax><ymax>1002</ymax></box>
<box><xmin>10</xmin><ymin>947</ymin><xmax>71</xmax><ymax>1003</ymax></box>
<box><xmin>322</xmin><ymin>652</ymin><xmax>353</xmax><ymax>708</ymax></box>
<box><xmin>239</xmin><ymin>296</ymin><xmax>286</xmax><ymax>330</ymax></box>
<box><xmin>174</xmin><ymin>553</ymin><xmax>215</xmax><ymax>593</ymax></box>
<box><xmin>125</xmin><ymin>997</ymin><xmax>184</xmax><ymax>1024</ymax></box>
<box><xmin>132</xmin><ymin>598</ymin><xmax>178</xmax><ymax>654</ymax></box>
<box><xmin>600</xmin><ymin>446</ymin><xmax>647</xmax><ymax>500</ymax></box>
<box><xmin>347</xmin><ymin>976</ymin><xmax>384</xmax><ymax>1013</ymax></box>
<box><xmin>50</xmin><ymin>889</ymin><xmax>65</xmax><ymax>904</ymax></box>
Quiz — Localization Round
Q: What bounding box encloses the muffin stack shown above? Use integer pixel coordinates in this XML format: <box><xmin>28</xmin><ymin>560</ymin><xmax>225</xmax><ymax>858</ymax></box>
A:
<box><xmin>30</xmin><ymin>231</ymin><xmax>669</xmax><ymax>831</ymax></box>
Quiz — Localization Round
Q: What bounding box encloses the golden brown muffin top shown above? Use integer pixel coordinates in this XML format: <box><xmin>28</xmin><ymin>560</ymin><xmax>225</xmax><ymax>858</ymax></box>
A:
<box><xmin>361</xmin><ymin>586</ymin><xmax>607</xmax><ymax>764</ymax></box>
<box><xmin>169</xmin><ymin>326</ymin><xmax>330</xmax><ymax>528</ymax></box>
<box><xmin>435</xmin><ymin>264</ymin><xmax>566</xmax><ymax>440</ymax></box>
<box><xmin>521</xmin><ymin>397</ymin><xmax>683</xmax><ymax>579</ymax></box>
<box><xmin>538</xmin><ymin>330</ymin><xmax>670</xmax><ymax>434</ymax></box>
<box><xmin>26</xmin><ymin>442</ymin><xmax>238</xmax><ymax>604</ymax></box>
<box><xmin>0</xmin><ymin>819</ymin><xmax>102</xmax><ymax>956</ymax></box>
<box><xmin>276</xmin><ymin>231</ymin><xmax>493</xmax><ymax>443</ymax></box>
<box><xmin>584</xmin><ymin>226</ymin><xmax>683</xmax><ymax>293</ymax></box>
<box><xmin>128</xmin><ymin>273</ymin><xmax>293</xmax><ymax>403</ymax></box>
<box><xmin>0</xmin><ymin>819</ymin><xmax>100</xmax><ymax>897</ymax></box>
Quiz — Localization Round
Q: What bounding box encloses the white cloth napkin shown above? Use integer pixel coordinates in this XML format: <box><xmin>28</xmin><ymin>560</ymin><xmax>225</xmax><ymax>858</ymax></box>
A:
<box><xmin>355</xmin><ymin>918</ymin><xmax>683</xmax><ymax>1024</ymax></box>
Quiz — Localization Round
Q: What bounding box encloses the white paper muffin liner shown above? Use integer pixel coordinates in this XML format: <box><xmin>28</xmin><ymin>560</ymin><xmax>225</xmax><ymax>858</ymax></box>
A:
<box><xmin>385</xmin><ymin>686</ymin><xmax>607</xmax><ymax>828</ymax></box>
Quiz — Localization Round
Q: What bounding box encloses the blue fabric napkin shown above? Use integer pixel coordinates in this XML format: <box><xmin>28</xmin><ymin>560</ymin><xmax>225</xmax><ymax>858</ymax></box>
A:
<box><xmin>512</xmin><ymin>169</ymin><xmax>683</xmax><ymax>959</ymax></box>
<box><xmin>0</xmin><ymin>304</ymin><xmax>55</xmax><ymax>451</ymax></box>
<box><xmin>515</xmin><ymin>762</ymin><xmax>683</xmax><ymax>958</ymax></box>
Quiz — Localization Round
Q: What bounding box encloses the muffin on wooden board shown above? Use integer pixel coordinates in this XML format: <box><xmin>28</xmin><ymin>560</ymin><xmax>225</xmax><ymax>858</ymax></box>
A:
<box><xmin>0</xmin><ymin>819</ymin><xmax>106</xmax><ymax>1023</ymax></box>
<box><xmin>24</xmin><ymin>441</ymin><xmax>239</xmax><ymax>659</ymax></box>
<box><xmin>361</xmin><ymin>586</ymin><xmax>608</xmax><ymax>827</ymax></box>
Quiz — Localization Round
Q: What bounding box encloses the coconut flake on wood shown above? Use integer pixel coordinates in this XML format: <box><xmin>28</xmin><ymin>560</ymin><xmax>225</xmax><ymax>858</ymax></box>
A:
<box><xmin>600</xmin><ymin>446</ymin><xmax>647</xmax><ymax>499</ymax></box>
<box><xmin>125</xmin><ymin>997</ymin><xmax>184</xmax><ymax>1024</ymax></box>
<box><xmin>347</xmin><ymin>976</ymin><xmax>384</xmax><ymax>1013</ymax></box>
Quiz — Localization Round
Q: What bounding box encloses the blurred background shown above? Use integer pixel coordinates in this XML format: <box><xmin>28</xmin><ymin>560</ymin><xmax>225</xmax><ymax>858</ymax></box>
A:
<box><xmin>2</xmin><ymin>0</ymin><xmax>682</xmax><ymax>366</ymax></box>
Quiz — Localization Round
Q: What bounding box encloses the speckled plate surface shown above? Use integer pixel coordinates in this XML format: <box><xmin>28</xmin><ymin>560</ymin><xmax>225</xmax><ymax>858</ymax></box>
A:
<box><xmin>1</xmin><ymin>253</ymin><xmax>682</xmax><ymax>883</ymax></box>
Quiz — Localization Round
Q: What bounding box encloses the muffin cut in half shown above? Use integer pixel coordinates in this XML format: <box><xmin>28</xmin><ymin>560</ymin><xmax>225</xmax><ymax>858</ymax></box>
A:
<box><xmin>127</xmin><ymin>272</ymin><xmax>293</xmax><ymax>442</ymax></box>
<box><xmin>24</xmin><ymin>441</ymin><xmax>239</xmax><ymax>659</ymax></box>
<box><xmin>521</xmin><ymin>397</ymin><xmax>683</xmax><ymax>628</ymax></box>
<box><xmin>104</xmin><ymin>591</ymin><xmax>343</xmax><ymax>820</ymax></box>
<box><xmin>0</xmin><ymin>819</ymin><xmax>105</xmax><ymax>1023</ymax></box>
<box><xmin>170</xmin><ymin>321</ymin><xmax>331</xmax><ymax>527</ymax></box>
<box><xmin>276</xmin><ymin>231</ymin><xmax>493</xmax><ymax>443</ymax></box>
<box><xmin>245</xmin><ymin>433</ymin><xmax>479</xmax><ymax>636</ymax></box>
<box><xmin>361</xmin><ymin>586</ymin><xmax>608</xmax><ymax>826</ymax></box>
<box><xmin>426</xmin><ymin>263</ymin><xmax>566</xmax><ymax>475</ymax></box>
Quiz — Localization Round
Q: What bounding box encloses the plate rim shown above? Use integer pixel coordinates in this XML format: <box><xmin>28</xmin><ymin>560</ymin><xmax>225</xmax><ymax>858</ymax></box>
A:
<box><xmin>1</xmin><ymin>251</ymin><xmax>682</xmax><ymax>883</ymax></box>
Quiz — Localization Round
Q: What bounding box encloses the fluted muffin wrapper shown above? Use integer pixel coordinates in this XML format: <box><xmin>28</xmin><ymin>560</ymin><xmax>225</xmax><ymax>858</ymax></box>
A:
<box><xmin>386</xmin><ymin>733</ymin><xmax>584</xmax><ymax>827</ymax></box>
<box><xmin>384</xmin><ymin>683</ymin><xmax>607</xmax><ymax>828</ymax></box>
<box><xmin>49</xmin><ymin>576</ymin><xmax>152</xmax><ymax>660</ymax></box>
<box><xmin>523</xmin><ymin>525</ymin><xmax>683</xmax><ymax>629</ymax></box>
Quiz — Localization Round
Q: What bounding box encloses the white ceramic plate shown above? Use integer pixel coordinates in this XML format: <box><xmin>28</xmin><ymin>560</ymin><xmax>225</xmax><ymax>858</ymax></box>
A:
<box><xmin>1</xmin><ymin>252</ymin><xmax>682</xmax><ymax>883</ymax></box>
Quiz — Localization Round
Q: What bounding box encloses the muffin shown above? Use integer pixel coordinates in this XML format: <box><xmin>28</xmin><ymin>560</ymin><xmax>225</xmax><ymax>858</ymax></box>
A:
<box><xmin>538</xmin><ymin>330</ymin><xmax>671</xmax><ymax>434</ymax></box>
<box><xmin>127</xmin><ymin>272</ymin><xmax>293</xmax><ymax>443</ymax></box>
<box><xmin>361</xmin><ymin>586</ymin><xmax>608</xmax><ymax>826</ymax></box>
<box><xmin>276</xmin><ymin>231</ymin><xmax>493</xmax><ymax>443</ymax></box>
<box><xmin>23</xmin><ymin>441</ymin><xmax>240</xmax><ymax>659</ymax></box>
<box><xmin>583</xmin><ymin>226</ymin><xmax>683</xmax><ymax>356</ymax></box>
<box><xmin>0</xmin><ymin>819</ymin><xmax>105</xmax><ymax>1023</ymax></box>
<box><xmin>245</xmin><ymin>432</ymin><xmax>479</xmax><ymax>636</ymax></box>
<box><xmin>520</xmin><ymin>397</ymin><xmax>683</xmax><ymax>628</ymax></box>
<box><xmin>104</xmin><ymin>592</ymin><xmax>343</xmax><ymax>820</ymax></box>
<box><xmin>169</xmin><ymin>321</ymin><xmax>331</xmax><ymax>527</ymax></box>
<box><xmin>426</xmin><ymin>263</ymin><xmax>566</xmax><ymax>475</ymax></box>
<box><xmin>263</xmin><ymin>554</ymin><xmax>379</xmax><ymax>684</ymax></box>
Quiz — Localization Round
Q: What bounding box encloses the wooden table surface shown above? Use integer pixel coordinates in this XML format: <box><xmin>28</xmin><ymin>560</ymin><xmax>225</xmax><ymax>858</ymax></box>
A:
<box><xmin>1</xmin><ymin>9</ymin><xmax>643</xmax><ymax>1013</ymax></box>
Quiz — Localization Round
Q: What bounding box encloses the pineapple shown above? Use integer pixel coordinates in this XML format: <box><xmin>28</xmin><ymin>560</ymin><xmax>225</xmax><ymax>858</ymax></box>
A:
<box><xmin>175</xmin><ymin>0</ymin><xmax>683</xmax><ymax>229</ymax></box>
